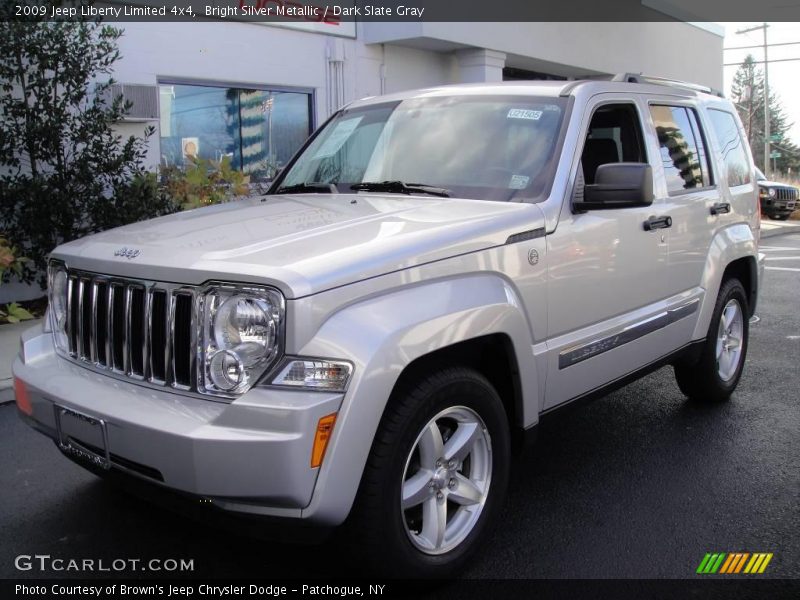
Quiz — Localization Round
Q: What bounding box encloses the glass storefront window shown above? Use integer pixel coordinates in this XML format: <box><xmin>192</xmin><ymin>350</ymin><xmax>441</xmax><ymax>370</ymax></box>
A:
<box><xmin>158</xmin><ymin>83</ymin><xmax>312</xmax><ymax>181</ymax></box>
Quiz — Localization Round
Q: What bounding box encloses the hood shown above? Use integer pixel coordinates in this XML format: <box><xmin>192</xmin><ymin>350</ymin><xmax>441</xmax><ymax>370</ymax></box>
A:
<box><xmin>53</xmin><ymin>194</ymin><xmax>544</xmax><ymax>298</ymax></box>
<box><xmin>758</xmin><ymin>180</ymin><xmax>796</xmax><ymax>190</ymax></box>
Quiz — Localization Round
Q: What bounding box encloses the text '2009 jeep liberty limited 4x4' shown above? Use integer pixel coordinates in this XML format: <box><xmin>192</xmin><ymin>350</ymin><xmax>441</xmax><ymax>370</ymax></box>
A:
<box><xmin>15</xmin><ymin>74</ymin><xmax>765</xmax><ymax>576</ymax></box>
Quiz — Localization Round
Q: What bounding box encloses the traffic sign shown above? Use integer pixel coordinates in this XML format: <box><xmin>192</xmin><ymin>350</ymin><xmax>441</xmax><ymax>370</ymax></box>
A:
<box><xmin>770</xmin><ymin>134</ymin><xmax>781</xmax><ymax>142</ymax></box>
<box><xmin>770</xmin><ymin>152</ymin><xmax>782</xmax><ymax>158</ymax></box>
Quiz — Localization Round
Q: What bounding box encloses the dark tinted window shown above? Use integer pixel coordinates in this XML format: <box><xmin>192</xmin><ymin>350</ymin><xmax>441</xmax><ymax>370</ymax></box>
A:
<box><xmin>650</xmin><ymin>105</ymin><xmax>711</xmax><ymax>193</ymax></box>
<box><xmin>707</xmin><ymin>109</ymin><xmax>752</xmax><ymax>187</ymax></box>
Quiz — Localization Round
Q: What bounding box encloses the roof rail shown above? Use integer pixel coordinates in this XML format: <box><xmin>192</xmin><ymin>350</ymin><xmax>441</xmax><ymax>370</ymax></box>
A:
<box><xmin>559</xmin><ymin>73</ymin><xmax>725</xmax><ymax>98</ymax></box>
<box><xmin>611</xmin><ymin>73</ymin><xmax>725</xmax><ymax>98</ymax></box>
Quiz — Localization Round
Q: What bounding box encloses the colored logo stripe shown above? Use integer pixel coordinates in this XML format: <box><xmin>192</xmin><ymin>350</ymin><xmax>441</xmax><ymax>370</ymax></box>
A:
<box><xmin>697</xmin><ymin>552</ymin><xmax>773</xmax><ymax>574</ymax></box>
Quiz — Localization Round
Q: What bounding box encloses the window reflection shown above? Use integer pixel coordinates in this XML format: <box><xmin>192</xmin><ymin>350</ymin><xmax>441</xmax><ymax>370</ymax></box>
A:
<box><xmin>158</xmin><ymin>83</ymin><xmax>312</xmax><ymax>181</ymax></box>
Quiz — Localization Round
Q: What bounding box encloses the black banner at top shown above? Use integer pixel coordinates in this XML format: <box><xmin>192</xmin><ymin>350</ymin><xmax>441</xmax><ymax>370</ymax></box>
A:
<box><xmin>6</xmin><ymin>0</ymin><xmax>800</xmax><ymax>23</ymax></box>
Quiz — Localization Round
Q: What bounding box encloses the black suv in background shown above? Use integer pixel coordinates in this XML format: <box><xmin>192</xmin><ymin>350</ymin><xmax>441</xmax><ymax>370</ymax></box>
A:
<box><xmin>757</xmin><ymin>168</ymin><xmax>798</xmax><ymax>220</ymax></box>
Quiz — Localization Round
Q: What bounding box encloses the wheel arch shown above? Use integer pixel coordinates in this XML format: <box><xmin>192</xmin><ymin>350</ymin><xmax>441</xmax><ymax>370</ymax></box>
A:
<box><xmin>693</xmin><ymin>223</ymin><xmax>759</xmax><ymax>340</ymax></box>
<box><xmin>296</xmin><ymin>274</ymin><xmax>538</xmax><ymax>525</ymax></box>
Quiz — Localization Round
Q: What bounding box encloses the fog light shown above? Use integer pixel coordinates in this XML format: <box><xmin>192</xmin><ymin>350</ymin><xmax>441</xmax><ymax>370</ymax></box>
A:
<box><xmin>209</xmin><ymin>350</ymin><xmax>244</xmax><ymax>391</ymax></box>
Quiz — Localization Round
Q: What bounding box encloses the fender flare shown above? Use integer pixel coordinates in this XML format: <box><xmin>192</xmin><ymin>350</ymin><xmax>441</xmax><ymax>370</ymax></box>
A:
<box><xmin>297</xmin><ymin>273</ymin><xmax>537</xmax><ymax>525</ymax></box>
<box><xmin>693</xmin><ymin>223</ymin><xmax>758</xmax><ymax>340</ymax></box>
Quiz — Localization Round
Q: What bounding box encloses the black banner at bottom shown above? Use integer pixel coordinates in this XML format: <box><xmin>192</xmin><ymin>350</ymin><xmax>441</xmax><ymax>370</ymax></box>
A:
<box><xmin>4</xmin><ymin>579</ymin><xmax>800</xmax><ymax>600</ymax></box>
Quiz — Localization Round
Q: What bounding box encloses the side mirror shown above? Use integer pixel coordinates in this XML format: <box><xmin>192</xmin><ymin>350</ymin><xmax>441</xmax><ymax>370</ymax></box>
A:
<box><xmin>575</xmin><ymin>162</ymin><xmax>653</xmax><ymax>211</ymax></box>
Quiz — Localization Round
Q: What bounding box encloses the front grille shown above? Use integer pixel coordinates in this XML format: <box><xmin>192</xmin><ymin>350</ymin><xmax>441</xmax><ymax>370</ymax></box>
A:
<box><xmin>64</xmin><ymin>271</ymin><xmax>196</xmax><ymax>390</ymax></box>
<box><xmin>776</xmin><ymin>187</ymin><xmax>798</xmax><ymax>202</ymax></box>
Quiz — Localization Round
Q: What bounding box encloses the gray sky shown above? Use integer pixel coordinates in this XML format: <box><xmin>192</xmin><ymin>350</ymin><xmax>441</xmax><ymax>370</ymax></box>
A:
<box><xmin>722</xmin><ymin>22</ymin><xmax>800</xmax><ymax>146</ymax></box>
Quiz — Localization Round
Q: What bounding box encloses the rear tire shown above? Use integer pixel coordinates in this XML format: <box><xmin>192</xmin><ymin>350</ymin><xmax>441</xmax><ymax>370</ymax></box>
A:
<box><xmin>674</xmin><ymin>278</ymin><xmax>749</xmax><ymax>402</ymax></box>
<box><xmin>347</xmin><ymin>366</ymin><xmax>510</xmax><ymax>577</ymax></box>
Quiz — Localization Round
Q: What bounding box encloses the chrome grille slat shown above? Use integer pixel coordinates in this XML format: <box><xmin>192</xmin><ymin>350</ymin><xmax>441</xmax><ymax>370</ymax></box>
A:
<box><xmin>66</xmin><ymin>276</ymin><xmax>75</xmax><ymax>355</ymax></box>
<box><xmin>90</xmin><ymin>280</ymin><xmax>99</xmax><ymax>364</ymax></box>
<box><xmin>61</xmin><ymin>269</ymin><xmax>196</xmax><ymax>393</ymax></box>
<box><xmin>145</xmin><ymin>288</ymin><xmax>154</xmax><ymax>382</ymax></box>
<box><xmin>123</xmin><ymin>285</ymin><xmax>132</xmax><ymax>375</ymax></box>
<box><xmin>167</xmin><ymin>292</ymin><xmax>177</xmax><ymax>387</ymax></box>
<box><xmin>77</xmin><ymin>278</ymin><xmax>86</xmax><ymax>360</ymax></box>
<box><xmin>105</xmin><ymin>283</ymin><xmax>113</xmax><ymax>368</ymax></box>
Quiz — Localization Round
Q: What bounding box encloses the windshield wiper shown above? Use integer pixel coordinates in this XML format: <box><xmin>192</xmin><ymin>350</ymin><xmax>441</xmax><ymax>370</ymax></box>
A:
<box><xmin>274</xmin><ymin>182</ymin><xmax>338</xmax><ymax>195</ymax></box>
<box><xmin>350</xmin><ymin>181</ymin><xmax>451</xmax><ymax>198</ymax></box>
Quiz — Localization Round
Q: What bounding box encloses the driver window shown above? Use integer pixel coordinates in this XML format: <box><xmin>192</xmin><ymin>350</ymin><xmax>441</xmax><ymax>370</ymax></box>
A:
<box><xmin>581</xmin><ymin>104</ymin><xmax>647</xmax><ymax>184</ymax></box>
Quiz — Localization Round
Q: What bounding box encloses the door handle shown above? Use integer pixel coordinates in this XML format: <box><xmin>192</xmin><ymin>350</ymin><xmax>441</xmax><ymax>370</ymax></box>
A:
<box><xmin>710</xmin><ymin>202</ymin><xmax>731</xmax><ymax>215</ymax></box>
<box><xmin>643</xmin><ymin>215</ymin><xmax>672</xmax><ymax>231</ymax></box>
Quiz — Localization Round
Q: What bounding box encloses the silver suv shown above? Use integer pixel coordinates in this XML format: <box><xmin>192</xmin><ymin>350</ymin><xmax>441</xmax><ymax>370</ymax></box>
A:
<box><xmin>14</xmin><ymin>75</ymin><xmax>765</xmax><ymax>576</ymax></box>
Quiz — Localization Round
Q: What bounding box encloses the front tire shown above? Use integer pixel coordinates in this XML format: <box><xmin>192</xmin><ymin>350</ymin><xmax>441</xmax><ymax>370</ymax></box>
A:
<box><xmin>348</xmin><ymin>367</ymin><xmax>510</xmax><ymax>577</ymax></box>
<box><xmin>674</xmin><ymin>278</ymin><xmax>749</xmax><ymax>402</ymax></box>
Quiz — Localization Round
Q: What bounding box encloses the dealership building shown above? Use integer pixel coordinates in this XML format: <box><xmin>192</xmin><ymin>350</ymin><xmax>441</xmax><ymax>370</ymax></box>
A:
<box><xmin>110</xmin><ymin>18</ymin><xmax>724</xmax><ymax>177</ymax></box>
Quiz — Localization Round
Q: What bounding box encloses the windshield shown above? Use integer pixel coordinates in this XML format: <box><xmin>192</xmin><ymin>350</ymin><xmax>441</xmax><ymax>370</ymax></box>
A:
<box><xmin>274</xmin><ymin>95</ymin><xmax>567</xmax><ymax>202</ymax></box>
<box><xmin>755</xmin><ymin>167</ymin><xmax>767</xmax><ymax>182</ymax></box>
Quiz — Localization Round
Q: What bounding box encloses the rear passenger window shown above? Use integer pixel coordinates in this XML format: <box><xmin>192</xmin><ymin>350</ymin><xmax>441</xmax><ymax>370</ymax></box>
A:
<box><xmin>649</xmin><ymin>105</ymin><xmax>712</xmax><ymax>193</ymax></box>
<box><xmin>707</xmin><ymin>109</ymin><xmax>752</xmax><ymax>187</ymax></box>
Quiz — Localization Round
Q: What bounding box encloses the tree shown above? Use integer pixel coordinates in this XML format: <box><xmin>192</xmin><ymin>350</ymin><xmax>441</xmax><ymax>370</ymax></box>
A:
<box><xmin>0</xmin><ymin>17</ymin><xmax>176</xmax><ymax>288</ymax></box>
<box><xmin>730</xmin><ymin>54</ymin><xmax>800</xmax><ymax>176</ymax></box>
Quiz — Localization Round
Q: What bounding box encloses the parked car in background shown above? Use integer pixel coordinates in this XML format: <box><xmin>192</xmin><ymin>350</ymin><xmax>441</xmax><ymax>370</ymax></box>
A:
<box><xmin>756</xmin><ymin>168</ymin><xmax>798</xmax><ymax>220</ymax></box>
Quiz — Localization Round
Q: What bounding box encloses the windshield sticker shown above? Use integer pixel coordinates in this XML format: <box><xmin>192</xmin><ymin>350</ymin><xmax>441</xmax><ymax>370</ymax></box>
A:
<box><xmin>313</xmin><ymin>117</ymin><xmax>364</xmax><ymax>158</ymax></box>
<box><xmin>507</xmin><ymin>109</ymin><xmax>542</xmax><ymax>120</ymax></box>
<box><xmin>509</xmin><ymin>175</ymin><xmax>530</xmax><ymax>189</ymax></box>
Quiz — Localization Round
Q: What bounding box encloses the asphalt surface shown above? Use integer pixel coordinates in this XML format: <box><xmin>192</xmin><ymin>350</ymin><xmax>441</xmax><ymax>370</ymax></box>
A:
<box><xmin>1</xmin><ymin>234</ymin><xmax>798</xmax><ymax>582</ymax></box>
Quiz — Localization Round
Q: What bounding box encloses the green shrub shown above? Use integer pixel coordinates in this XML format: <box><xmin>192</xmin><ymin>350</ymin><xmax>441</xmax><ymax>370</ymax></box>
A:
<box><xmin>0</xmin><ymin>236</ymin><xmax>34</xmax><ymax>324</ymax></box>
<box><xmin>162</xmin><ymin>156</ymin><xmax>251</xmax><ymax>210</ymax></box>
<box><xmin>0</xmin><ymin>20</ymin><xmax>173</xmax><ymax>288</ymax></box>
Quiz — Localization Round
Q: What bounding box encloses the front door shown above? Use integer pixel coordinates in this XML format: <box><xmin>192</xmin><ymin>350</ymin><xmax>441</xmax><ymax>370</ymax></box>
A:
<box><xmin>542</xmin><ymin>95</ymin><xmax>671</xmax><ymax>410</ymax></box>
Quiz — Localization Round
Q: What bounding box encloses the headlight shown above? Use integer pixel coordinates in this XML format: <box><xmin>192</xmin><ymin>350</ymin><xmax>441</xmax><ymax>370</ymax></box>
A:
<box><xmin>199</xmin><ymin>284</ymin><xmax>284</xmax><ymax>397</ymax></box>
<box><xmin>768</xmin><ymin>188</ymin><xmax>777</xmax><ymax>198</ymax></box>
<box><xmin>47</xmin><ymin>261</ymin><xmax>69</xmax><ymax>352</ymax></box>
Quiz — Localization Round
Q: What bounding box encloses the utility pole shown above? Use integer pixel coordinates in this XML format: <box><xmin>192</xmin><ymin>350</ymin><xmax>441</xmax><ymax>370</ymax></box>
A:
<box><xmin>736</xmin><ymin>23</ymin><xmax>770</xmax><ymax>176</ymax></box>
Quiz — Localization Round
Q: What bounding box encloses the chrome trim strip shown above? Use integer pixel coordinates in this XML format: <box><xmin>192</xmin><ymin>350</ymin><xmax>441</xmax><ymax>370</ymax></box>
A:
<box><xmin>76</xmin><ymin>278</ymin><xmax>85</xmax><ymax>360</ymax></box>
<box><xmin>90</xmin><ymin>279</ymin><xmax>99</xmax><ymax>364</ymax></box>
<box><xmin>123</xmin><ymin>285</ymin><xmax>132</xmax><ymax>375</ymax></box>
<box><xmin>559</xmin><ymin>299</ymin><xmax>700</xmax><ymax>369</ymax></box>
<box><xmin>66</xmin><ymin>275</ymin><xmax>75</xmax><ymax>356</ymax></box>
<box><xmin>146</xmin><ymin>288</ymin><xmax>156</xmax><ymax>383</ymax></box>
<box><xmin>167</xmin><ymin>291</ymin><xmax>178</xmax><ymax>388</ymax></box>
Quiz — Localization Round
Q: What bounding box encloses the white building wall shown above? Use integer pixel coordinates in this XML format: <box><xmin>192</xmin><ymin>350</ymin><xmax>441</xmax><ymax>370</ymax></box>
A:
<box><xmin>109</xmin><ymin>20</ymin><xmax>723</xmax><ymax>173</ymax></box>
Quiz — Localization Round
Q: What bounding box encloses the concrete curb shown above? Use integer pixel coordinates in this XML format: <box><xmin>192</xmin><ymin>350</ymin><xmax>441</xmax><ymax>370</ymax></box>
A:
<box><xmin>761</xmin><ymin>222</ymin><xmax>800</xmax><ymax>239</ymax></box>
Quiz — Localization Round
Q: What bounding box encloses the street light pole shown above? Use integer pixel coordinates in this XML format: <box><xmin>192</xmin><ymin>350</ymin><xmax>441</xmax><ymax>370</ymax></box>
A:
<box><xmin>736</xmin><ymin>23</ymin><xmax>771</xmax><ymax>177</ymax></box>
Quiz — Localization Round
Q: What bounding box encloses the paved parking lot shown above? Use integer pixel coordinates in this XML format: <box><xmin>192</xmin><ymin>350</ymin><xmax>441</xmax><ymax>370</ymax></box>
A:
<box><xmin>1</xmin><ymin>234</ymin><xmax>798</xmax><ymax>581</ymax></box>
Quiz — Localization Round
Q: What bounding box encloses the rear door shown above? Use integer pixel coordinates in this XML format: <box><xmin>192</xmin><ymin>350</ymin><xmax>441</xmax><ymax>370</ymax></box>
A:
<box><xmin>642</xmin><ymin>98</ymin><xmax>721</xmax><ymax>298</ymax></box>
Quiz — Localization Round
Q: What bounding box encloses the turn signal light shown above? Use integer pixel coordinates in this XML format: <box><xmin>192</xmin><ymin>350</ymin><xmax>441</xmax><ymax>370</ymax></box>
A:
<box><xmin>14</xmin><ymin>378</ymin><xmax>32</xmax><ymax>416</ymax></box>
<box><xmin>310</xmin><ymin>413</ymin><xmax>337</xmax><ymax>468</ymax></box>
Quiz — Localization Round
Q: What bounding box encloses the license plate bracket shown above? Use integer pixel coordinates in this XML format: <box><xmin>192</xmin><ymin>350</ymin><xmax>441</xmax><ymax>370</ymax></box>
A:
<box><xmin>53</xmin><ymin>405</ymin><xmax>111</xmax><ymax>470</ymax></box>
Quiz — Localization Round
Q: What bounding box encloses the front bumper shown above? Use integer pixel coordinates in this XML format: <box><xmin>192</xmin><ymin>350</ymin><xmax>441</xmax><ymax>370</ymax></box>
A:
<box><xmin>13</xmin><ymin>324</ymin><xmax>343</xmax><ymax>519</ymax></box>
